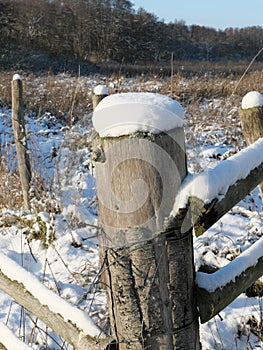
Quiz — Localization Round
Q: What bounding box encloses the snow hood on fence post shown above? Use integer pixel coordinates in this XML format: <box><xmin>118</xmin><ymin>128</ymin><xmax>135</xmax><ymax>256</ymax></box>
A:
<box><xmin>92</xmin><ymin>92</ymin><xmax>184</xmax><ymax>137</ymax></box>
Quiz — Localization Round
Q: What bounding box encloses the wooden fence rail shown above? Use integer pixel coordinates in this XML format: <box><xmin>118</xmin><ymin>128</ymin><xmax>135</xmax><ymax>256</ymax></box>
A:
<box><xmin>165</xmin><ymin>137</ymin><xmax>263</xmax><ymax>236</ymax></box>
<box><xmin>164</xmin><ymin>136</ymin><xmax>263</xmax><ymax>325</ymax></box>
<box><xmin>0</xmin><ymin>253</ymin><xmax>109</xmax><ymax>350</ymax></box>
<box><xmin>196</xmin><ymin>238</ymin><xmax>263</xmax><ymax>323</ymax></box>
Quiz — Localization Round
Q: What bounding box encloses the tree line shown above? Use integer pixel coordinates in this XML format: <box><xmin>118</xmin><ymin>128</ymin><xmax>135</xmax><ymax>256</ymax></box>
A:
<box><xmin>1</xmin><ymin>0</ymin><xmax>263</xmax><ymax>66</ymax></box>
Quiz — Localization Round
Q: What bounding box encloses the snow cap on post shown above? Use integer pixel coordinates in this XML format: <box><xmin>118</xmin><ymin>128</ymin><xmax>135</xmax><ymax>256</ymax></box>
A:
<box><xmin>12</xmin><ymin>73</ymin><xmax>22</xmax><ymax>81</ymax></box>
<box><xmin>93</xmin><ymin>84</ymin><xmax>109</xmax><ymax>96</ymax></box>
<box><xmin>92</xmin><ymin>92</ymin><xmax>184</xmax><ymax>137</ymax></box>
<box><xmin>241</xmin><ymin>91</ymin><xmax>263</xmax><ymax>109</ymax></box>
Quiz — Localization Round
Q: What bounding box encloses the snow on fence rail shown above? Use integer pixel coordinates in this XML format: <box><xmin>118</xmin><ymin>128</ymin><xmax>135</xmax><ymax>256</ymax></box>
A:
<box><xmin>0</xmin><ymin>252</ymin><xmax>108</xmax><ymax>350</ymax></box>
<box><xmin>165</xmin><ymin>137</ymin><xmax>263</xmax><ymax>236</ymax></box>
<box><xmin>171</xmin><ymin>137</ymin><xmax>263</xmax><ymax>214</ymax></box>
<box><xmin>162</xmin><ymin>135</ymin><xmax>263</xmax><ymax>325</ymax></box>
<box><xmin>0</xmin><ymin>321</ymin><xmax>33</xmax><ymax>350</ymax></box>
<box><xmin>196</xmin><ymin>236</ymin><xmax>263</xmax><ymax>322</ymax></box>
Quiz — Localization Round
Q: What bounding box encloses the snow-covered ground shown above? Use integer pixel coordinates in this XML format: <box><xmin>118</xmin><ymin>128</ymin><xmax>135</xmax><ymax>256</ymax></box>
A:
<box><xmin>1</xmin><ymin>74</ymin><xmax>263</xmax><ymax>349</ymax></box>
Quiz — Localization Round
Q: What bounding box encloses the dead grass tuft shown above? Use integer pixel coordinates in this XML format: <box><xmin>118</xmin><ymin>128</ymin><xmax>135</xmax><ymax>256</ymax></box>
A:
<box><xmin>0</xmin><ymin>162</ymin><xmax>24</xmax><ymax>209</ymax></box>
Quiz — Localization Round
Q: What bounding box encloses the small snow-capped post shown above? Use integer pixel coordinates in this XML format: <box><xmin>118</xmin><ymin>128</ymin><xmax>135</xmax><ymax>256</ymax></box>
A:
<box><xmin>239</xmin><ymin>91</ymin><xmax>263</xmax><ymax>199</ymax></box>
<box><xmin>92</xmin><ymin>85</ymin><xmax>108</xmax><ymax>110</ymax></box>
<box><xmin>11</xmin><ymin>74</ymin><xmax>31</xmax><ymax>210</ymax></box>
<box><xmin>92</xmin><ymin>93</ymin><xmax>200</xmax><ymax>349</ymax></box>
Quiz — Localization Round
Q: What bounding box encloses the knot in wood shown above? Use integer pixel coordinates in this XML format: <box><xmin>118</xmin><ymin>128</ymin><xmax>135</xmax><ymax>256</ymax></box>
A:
<box><xmin>92</xmin><ymin>146</ymin><xmax>105</xmax><ymax>163</ymax></box>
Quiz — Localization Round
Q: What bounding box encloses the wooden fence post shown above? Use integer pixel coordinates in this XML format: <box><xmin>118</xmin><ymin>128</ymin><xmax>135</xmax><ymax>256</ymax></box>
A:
<box><xmin>11</xmin><ymin>74</ymin><xmax>31</xmax><ymax>210</ymax></box>
<box><xmin>239</xmin><ymin>92</ymin><xmax>263</xmax><ymax>199</ymax></box>
<box><xmin>93</xmin><ymin>93</ymin><xmax>200</xmax><ymax>349</ymax></box>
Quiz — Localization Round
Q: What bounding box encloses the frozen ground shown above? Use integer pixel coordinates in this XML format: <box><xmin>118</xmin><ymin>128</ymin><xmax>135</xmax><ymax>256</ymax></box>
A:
<box><xmin>0</xmin><ymin>74</ymin><xmax>263</xmax><ymax>349</ymax></box>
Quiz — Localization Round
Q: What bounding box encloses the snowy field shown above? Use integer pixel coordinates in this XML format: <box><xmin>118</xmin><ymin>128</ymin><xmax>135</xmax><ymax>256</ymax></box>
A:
<box><xmin>0</xmin><ymin>73</ymin><xmax>263</xmax><ymax>349</ymax></box>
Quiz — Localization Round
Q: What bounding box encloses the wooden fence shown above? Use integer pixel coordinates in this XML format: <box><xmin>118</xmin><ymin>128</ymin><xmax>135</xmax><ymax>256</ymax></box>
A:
<box><xmin>93</xmin><ymin>92</ymin><xmax>263</xmax><ymax>349</ymax></box>
<box><xmin>2</xmin><ymin>85</ymin><xmax>263</xmax><ymax>349</ymax></box>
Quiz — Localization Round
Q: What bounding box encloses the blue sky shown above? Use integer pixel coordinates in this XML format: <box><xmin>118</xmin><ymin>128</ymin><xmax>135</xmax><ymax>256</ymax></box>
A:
<box><xmin>132</xmin><ymin>0</ymin><xmax>263</xmax><ymax>29</ymax></box>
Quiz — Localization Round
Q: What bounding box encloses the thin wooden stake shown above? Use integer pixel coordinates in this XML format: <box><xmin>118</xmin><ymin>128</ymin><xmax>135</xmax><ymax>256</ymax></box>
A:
<box><xmin>171</xmin><ymin>51</ymin><xmax>174</xmax><ymax>95</ymax></box>
<box><xmin>11</xmin><ymin>74</ymin><xmax>32</xmax><ymax>210</ymax></box>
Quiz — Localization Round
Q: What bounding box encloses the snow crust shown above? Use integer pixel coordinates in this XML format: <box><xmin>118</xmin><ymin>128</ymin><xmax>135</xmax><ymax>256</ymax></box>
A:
<box><xmin>12</xmin><ymin>74</ymin><xmax>22</xmax><ymax>81</ymax></box>
<box><xmin>0</xmin><ymin>252</ymin><xmax>102</xmax><ymax>338</ymax></box>
<box><xmin>0</xmin><ymin>321</ymin><xmax>32</xmax><ymax>350</ymax></box>
<box><xmin>196</xmin><ymin>236</ymin><xmax>263</xmax><ymax>292</ymax></box>
<box><xmin>93</xmin><ymin>84</ymin><xmax>108</xmax><ymax>96</ymax></box>
<box><xmin>92</xmin><ymin>92</ymin><xmax>184</xmax><ymax>137</ymax></box>
<box><xmin>241</xmin><ymin>90</ymin><xmax>263</xmax><ymax>109</ymax></box>
<box><xmin>171</xmin><ymin>137</ymin><xmax>263</xmax><ymax>216</ymax></box>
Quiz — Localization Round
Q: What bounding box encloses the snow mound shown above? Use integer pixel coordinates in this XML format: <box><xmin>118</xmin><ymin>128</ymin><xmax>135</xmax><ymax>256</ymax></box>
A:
<box><xmin>241</xmin><ymin>91</ymin><xmax>263</xmax><ymax>109</ymax></box>
<box><xmin>92</xmin><ymin>92</ymin><xmax>184</xmax><ymax>137</ymax></box>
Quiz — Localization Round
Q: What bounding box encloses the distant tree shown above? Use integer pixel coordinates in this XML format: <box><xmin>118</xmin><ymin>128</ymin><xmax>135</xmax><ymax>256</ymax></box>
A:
<box><xmin>0</xmin><ymin>0</ymin><xmax>19</xmax><ymax>48</ymax></box>
<box><xmin>166</xmin><ymin>21</ymin><xmax>194</xmax><ymax>60</ymax></box>
<box><xmin>0</xmin><ymin>0</ymin><xmax>263</xmax><ymax>68</ymax></box>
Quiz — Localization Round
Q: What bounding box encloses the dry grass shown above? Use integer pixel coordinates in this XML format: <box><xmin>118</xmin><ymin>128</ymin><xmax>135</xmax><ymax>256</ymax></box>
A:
<box><xmin>0</xmin><ymin>163</ymin><xmax>24</xmax><ymax>209</ymax></box>
<box><xmin>1</xmin><ymin>64</ymin><xmax>263</xmax><ymax>209</ymax></box>
<box><xmin>0</xmin><ymin>66</ymin><xmax>263</xmax><ymax>120</ymax></box>
<box><xmin>0</xmin><ymin>71</ymin><xmax>95</xmax><ymax>124</ymax></box>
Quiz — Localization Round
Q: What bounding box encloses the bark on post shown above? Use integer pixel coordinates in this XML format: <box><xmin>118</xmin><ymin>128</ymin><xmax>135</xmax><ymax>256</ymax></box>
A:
<box><xmin>11</xmin><ymin>74</ymin><xmax>31</xmax><ymax>210</ymax></box>
<box><xmin>93</xmin><ymin>93</ymin><xmax>200</xmax><ymax>349</ymax></box>
<box><xmin>239</xmin><ymin>98</ymin><xmax>263</xmax><ymax>199</ymax></box>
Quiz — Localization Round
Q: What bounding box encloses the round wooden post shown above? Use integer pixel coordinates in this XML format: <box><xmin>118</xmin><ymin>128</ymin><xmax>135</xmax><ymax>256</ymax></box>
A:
<box><xmin>11</xmin><ymin>74</ymin><xmax>31</xmax><ymax>210</ymax></box>
<box><xmin>239</xmin><ymin>91</ymin><xmax>263</xmax><ymax>199</ymax></box>
<box><xmin>93</xmin><ymin>93</ymin><xmax>200</xmax><ymax>349</ymax></box>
